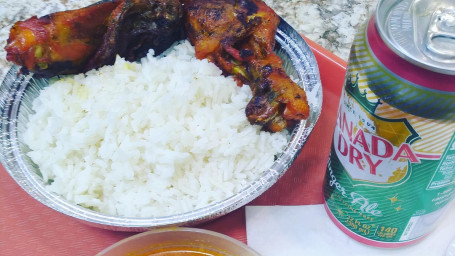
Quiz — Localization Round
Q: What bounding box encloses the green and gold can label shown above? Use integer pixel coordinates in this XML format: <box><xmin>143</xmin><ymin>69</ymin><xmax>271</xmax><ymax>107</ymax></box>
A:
<box><xmin>324</xmin><ymin>71</ymin><xmax>455</xmax><ymax>247</ymax></box>
<box><xmin>323</xmin><ymin>16</ymin><xmax>455</xmax><ymax>246</ymax></box>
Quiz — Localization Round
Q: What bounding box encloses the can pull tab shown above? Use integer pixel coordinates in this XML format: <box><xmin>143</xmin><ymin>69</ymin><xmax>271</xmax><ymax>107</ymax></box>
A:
<box><xmin>425</xmin><ymin>6</ymin><xmax>455</xmax><ymax>60</ymax></box>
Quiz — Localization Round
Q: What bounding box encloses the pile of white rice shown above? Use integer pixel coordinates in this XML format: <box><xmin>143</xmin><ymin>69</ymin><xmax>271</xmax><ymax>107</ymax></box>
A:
<box><xmin>22</xmin><ymin>41</ymin><xmax>288</xmax><ymax>217</ymax></box>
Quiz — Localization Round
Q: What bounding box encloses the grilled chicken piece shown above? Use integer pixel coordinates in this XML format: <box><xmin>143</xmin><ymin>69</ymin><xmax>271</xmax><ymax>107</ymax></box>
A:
<box><xmin>5</xmin><ymin>0</ymin><xmax>183</xmax><ymax>77</ymax></box>
<box><xmin>86</xmin><ymin>0</ymin><xmax>184</xmax><ymax>70</ymax></box>
<box><xmin>183</xmin><ymin>0</ymin><xmax>309</xmax><ymax>132</ymax></box>
<box><xmin>5</xmin><ymin>1</ymin><xmax>118</xmax><ymax>76</ymax></box>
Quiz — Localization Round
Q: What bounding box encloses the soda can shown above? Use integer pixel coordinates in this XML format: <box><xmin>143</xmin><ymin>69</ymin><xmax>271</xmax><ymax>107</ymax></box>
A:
<box><xmin>323</xmin><ymin>0</ymin><xmax>455</xmax><ymax>247</ymax></box>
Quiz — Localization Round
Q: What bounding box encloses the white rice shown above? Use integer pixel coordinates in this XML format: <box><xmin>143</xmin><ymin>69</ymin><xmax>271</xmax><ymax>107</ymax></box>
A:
<box><xmin>22</xmin><ymin>40</ymin><xmax>288</xmax><ymax>217</ymax></box>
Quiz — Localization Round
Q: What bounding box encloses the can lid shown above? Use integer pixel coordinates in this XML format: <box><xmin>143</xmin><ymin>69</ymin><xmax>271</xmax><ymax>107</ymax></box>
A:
<box><xmin>376</xmin><ymin>0</ymin><xmax>455</xmax><ymax>75</ymax></box>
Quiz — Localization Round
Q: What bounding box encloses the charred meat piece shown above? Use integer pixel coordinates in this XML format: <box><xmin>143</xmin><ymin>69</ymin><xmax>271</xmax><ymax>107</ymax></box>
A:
<box><xmin>183</xmin><ymin>0</ymin><xmax>309</xmax><ymax>132</ymax></box>
<box><xmin>5</xmin><ymin>0</ymin><xmax>183</xmax><ymax>77</ymax></box>
<box><xmin>4</xmin><ymin>1</ymin><xmax>119</xmax><ymax>77</ymax></box>
<box><xmin>86</xmin><ymin>0</ymin><xmax>184</xmax><ymax>70</ymax></box>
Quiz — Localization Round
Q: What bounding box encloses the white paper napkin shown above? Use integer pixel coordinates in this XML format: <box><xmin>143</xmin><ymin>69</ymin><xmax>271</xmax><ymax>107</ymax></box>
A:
<box><xmin>246</xmin><ymin>201</ymin><xmax>455</xmax><ymax>256</ymax></box>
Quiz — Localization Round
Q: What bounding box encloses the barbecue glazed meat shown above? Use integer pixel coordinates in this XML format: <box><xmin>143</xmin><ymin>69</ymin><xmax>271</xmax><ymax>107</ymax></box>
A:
<box><xmin>5</xmin><ymin>1</ymin><xmax>118</xmax><ymax>76</ymax></box>
<box><xmin>87</xmin><ymin>0</ymin><xmax>184</xmax><ymax>70</ymax></box>
<box><xmin>5</xmin><ymin>0</ymin><xmax>183</xmax><ymax>77</ymax></box>
<box><xmin>183</xmin><ymin>0</ymin><xmax>309</xmax><ymax>132</ymax></box>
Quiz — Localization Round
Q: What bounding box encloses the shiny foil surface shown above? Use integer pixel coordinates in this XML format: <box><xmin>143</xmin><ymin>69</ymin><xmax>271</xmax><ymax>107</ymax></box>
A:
<box><xmin>0</xmin><ymin>18</ymin><xmax>322</xmax><ymax>231</ymax></box>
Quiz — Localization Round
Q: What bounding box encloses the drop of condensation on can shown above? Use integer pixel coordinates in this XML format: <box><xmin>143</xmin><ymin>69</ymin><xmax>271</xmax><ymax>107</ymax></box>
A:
<box><xmin>413</xmin><ymin>0</ymin><xmax>455</xmax><ymax>60</ymax></box>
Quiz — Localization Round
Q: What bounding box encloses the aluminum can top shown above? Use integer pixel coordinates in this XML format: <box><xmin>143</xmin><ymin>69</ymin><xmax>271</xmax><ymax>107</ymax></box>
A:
<box><xmin>376</xmin><ymin>0</ymin><xmax>455</xmax><ymax>75</ymax></box>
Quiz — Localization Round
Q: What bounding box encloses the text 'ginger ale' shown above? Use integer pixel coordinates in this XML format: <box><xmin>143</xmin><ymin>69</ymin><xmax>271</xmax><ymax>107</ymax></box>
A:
<box><xmin>324</xmin><ymin>0</ymin><xmax>455</xmax><ymax>247</ymax></box>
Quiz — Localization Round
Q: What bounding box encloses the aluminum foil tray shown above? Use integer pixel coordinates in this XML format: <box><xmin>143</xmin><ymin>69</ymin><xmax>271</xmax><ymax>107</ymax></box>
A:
<box><xmin>0</xmin><ymin>17</ymin><xmax>323</xmax><ymax>231</ymax></box>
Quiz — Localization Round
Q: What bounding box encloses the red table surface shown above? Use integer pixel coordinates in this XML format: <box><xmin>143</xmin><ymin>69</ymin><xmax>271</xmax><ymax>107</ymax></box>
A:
<box><xmin>0</xmin><ymin>38</ymin><xmax>347</xmax><ymax>255</ymax></box>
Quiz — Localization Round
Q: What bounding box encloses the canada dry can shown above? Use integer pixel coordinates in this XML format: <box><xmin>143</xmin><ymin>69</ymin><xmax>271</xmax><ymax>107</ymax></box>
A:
<box><xmin>323</xmin><ymin>0</ymin><xmax>455</xmax><ymax>247</ymax></box>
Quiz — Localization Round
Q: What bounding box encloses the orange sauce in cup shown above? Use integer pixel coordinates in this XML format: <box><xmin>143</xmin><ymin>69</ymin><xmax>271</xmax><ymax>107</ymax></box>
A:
<box><xmin>130</xmin><ymin>245</ymin><xmax>227</xmax><ymax>256</ymax></box>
